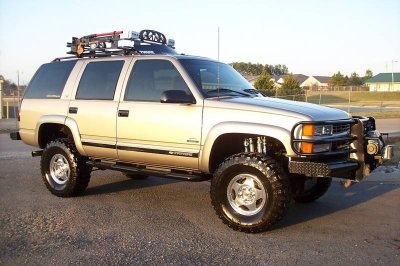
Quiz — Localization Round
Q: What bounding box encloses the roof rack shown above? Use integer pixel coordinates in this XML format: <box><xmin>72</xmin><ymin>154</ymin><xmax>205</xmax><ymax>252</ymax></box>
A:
<box><xmin>65</xmin><ymin>29</ymin><xmax>177</xmax><ymax>59</ymax></box>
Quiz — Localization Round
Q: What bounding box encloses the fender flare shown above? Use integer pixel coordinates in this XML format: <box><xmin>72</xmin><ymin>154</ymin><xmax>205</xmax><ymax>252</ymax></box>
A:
<box><xmin>34</xmin><ymin>115</ymin><xmax>86</xmax><ymax>156</ymax></box>
<box><xmin>199</xmin><ymin>122</ymin><xmax>294</xmax><ymax>173</ymax></box>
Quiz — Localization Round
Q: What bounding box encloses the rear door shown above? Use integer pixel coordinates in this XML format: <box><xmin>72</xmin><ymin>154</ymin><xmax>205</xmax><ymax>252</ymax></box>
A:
<box><xmin>116</xmin><ymin>58</ymin><xmax>203</xmax><ymax>170</ymax></box>
<box><xmin>68</xmin><ymin>58</ymin><xmax>132</xmax><ymax>159</ymax></box>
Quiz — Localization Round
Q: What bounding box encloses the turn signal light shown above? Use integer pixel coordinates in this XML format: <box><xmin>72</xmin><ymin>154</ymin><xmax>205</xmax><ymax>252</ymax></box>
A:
<box><xmin>302</xmin><ymin>125</ymin><xmax>314</xmax><ymax>137</ymax></box>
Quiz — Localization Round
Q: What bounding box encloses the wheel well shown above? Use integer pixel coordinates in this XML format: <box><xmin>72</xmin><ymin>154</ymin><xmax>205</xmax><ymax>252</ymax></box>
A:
<box><xmin>208</xmin><ymin>133</ymin><xmax>287</xmax><ymax>174</ymax></box>
<box><xmin>38</xmin><ymin>123</ymin><xmax>73</xmax><ymax>149</ymax></box>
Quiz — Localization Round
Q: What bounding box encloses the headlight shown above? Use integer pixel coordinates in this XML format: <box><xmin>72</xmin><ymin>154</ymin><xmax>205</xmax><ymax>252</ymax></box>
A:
<box><xmin>302</xmin><ymin>124</ymin><xmax>333</xmax><ymax>137</ymax></box>
<box><xmin>300</xmin><ymin>124</ymin><xmax>333</xmax><ymax>154</ymax></box>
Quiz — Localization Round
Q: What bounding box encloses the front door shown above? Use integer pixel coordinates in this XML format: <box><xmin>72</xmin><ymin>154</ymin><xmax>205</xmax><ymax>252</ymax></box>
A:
<box><xmin>117</xmin><ymin>59</ymin><xmax>202</xmax><ymax>170</ymax></box>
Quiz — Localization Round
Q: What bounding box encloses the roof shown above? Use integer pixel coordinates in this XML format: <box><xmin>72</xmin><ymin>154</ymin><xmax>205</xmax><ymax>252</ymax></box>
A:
<box><xmin>291</xmin><ymin>74</ymin><xmax>308</xmax><ymax>84</ymax></box>
<box><xmin>277</xmin><ymin>74</ymin><xmax>308</xmax><ymax>84</ymax></box>
<box><xmin>366</xmin><ymin>73</ymin><xmax>400</xmax><ymax>83</ymax></box>
<box><xmin>313</xmin><ymin>76</ymin><xmax>331</xmax><ymax>83</ymax></box>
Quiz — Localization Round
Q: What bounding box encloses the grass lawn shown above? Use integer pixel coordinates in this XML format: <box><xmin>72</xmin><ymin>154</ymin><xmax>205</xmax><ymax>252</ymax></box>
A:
<box><xmin>306</xmin><ymin>91</ymin><xmax>400</xmax><ymax>105</ymax></box>
<box><xmin>350</xmin><ymin>111</ymin><xmax>400</xmax><ymax>119</ymax></box>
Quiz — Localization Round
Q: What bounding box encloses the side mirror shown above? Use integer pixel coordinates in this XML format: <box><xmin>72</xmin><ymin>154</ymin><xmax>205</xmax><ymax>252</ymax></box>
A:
<box><xmin>160</xmin><ymin>90</ymin><xmax>196</xmax><ymax>104</ymax></box>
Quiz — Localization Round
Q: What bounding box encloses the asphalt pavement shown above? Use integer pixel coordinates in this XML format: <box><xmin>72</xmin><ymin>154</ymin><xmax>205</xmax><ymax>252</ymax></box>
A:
<box><xmin>1</xmin><ymin>133</ymin><xmax>400</xmax><ymax>265</ymax></box>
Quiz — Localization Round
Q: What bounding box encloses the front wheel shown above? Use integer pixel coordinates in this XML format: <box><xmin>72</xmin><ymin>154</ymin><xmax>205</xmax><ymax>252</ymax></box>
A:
<box><xmin>41</xmin><ymin>139</ymin><xmax>91</xmax><ymax>197</ymax></box>
<box><xmin>210</xmin><ymin>153</ymin><xmax>291</xmax><ymax>233</ymax></box>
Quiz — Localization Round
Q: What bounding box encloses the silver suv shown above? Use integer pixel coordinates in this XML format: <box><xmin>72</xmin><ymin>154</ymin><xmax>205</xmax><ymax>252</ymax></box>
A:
<box><xmin>10</xmin><ymin>30</ymin><xmax>393</xmax><ymax>233</ymax></box>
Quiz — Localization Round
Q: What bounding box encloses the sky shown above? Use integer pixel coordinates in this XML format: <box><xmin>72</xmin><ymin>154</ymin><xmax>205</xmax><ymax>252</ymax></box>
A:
<box><xmin>0</xmin><ymin>0</ymin><xmax>399</xmax><ymax>84</ymax></box>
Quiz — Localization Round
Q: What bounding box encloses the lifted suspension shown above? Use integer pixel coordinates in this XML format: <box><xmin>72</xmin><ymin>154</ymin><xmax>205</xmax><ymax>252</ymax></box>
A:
<box><xmin>244</xmin><ymin>137</ymin><xmax>267</xmax><ymax>154</ymax></box>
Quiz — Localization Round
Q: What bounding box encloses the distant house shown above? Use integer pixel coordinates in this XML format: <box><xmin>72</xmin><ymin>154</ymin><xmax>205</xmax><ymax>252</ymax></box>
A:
<box><xmin>243</xmin><ymin>74</ymin><xmax>282</xmax><ymax>88</ymax></box>
<box><xmin>243</xmin><ymin>75</ymin><xmax>259</xmax><ymax>86</ymax></box>
<box><xmin>366</xmin><ymin>73</ymin><xmax>400</xmax><ymax>91</ymax></box>
<box><xmin>277</xmin><ymin>74</ymin><xmax>309</xmax><ymax>87</ymax></box>
<box><xmin>243</xmin><ymin>73</ymin><xmax>332</xmax><ymax>89</ymax></box>
<box><xmin>271</xmin><ymin>75</ymin><xmax>282</xmax><ymax>88</ymax></box>
<box><xmin>302</xmin><ymin>76</ymin><xmax>331</xmax><ymax>87</ymax></box>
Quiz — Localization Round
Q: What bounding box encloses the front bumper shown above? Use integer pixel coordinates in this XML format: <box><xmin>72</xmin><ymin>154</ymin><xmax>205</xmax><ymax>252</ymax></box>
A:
<box><xmin>289</xmin><ymin>117</ymin><xmax>393</xmax><ymax>181</ymax></box>
<box><xmin>289</xmin><ymin>160</ymin><xmax>359</xmax><ymax>179</ymax></box>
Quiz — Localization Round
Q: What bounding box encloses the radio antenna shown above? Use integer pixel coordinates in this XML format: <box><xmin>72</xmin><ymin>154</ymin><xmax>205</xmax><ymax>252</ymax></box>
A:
<box><xmin>217</xmin><ymin>26</ymin><xmax>220</xmax><ymax>99</ymax></box>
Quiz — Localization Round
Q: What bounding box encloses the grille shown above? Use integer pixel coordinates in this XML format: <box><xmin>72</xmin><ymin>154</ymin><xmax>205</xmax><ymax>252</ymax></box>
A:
<box><xmin>333</xmin><ymin>124</ymin><xmax>350</xmax><ymax>135</ymax></box>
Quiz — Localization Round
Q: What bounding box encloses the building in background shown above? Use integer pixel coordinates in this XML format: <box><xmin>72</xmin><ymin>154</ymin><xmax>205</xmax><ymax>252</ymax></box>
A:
<box><xmin>366</xmin><ymin>73</ymin><xmax>400</xmax><ymax>91</ymax></box>
<box><xmin>302</xmin><ymin>76</ymin><xmax>331</xmax><ymax>87</ymax></box>
<box><xmin>277</xmin><ymin>74</ymin><xmax>308</xmax><ymax>87</ymax></box>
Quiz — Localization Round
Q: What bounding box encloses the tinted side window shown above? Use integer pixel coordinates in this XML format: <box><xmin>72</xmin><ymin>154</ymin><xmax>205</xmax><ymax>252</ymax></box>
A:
<box><xmin>24</xmin><ymin>60</ymin><xmax>76</xmax><ymax>99</ymax></box>
<box><xmin>125</xmin><ymin>60</ymin><xmax>190</xmax><ymax>101</ymax></box>
<box><xmin>76</xmin><ymin>61</ymin><xmax>124</xmax><ymax>100</ymax></box>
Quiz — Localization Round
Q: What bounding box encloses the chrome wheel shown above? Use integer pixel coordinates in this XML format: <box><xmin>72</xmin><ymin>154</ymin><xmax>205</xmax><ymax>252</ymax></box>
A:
<box><xmin>227</xmin><ymin>174</ymin><xmax>267</xmax><ymax>216</ymax></box>
<box><xmin>49</xmin><ymin>154</ymin><xmax>70</xmax><ymax>185</ymax></box>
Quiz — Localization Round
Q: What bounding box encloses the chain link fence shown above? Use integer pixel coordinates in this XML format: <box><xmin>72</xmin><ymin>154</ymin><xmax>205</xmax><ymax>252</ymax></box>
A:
<box><xmin>273</xmin><ymin>91</ymin><xmax>400</xmax><ymax>114</ymax></box>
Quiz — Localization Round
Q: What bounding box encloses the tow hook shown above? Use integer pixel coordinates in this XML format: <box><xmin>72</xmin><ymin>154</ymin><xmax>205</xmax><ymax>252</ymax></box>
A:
<box><xmin>382</xmin><ymin>145</ymin><xmax>395</xmax><ymax>160</ymax></box>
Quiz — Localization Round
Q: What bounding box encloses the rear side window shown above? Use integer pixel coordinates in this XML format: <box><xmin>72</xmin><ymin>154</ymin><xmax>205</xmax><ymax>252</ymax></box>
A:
<box><xmin>24</xmin><ymin>60</ymin><xmax>76</xmax><ymax>99</ymax></box>
<box><xmin>76</xmin><ymin>61</ymin><xmax>124</xmax><ymax>100</ymax></box>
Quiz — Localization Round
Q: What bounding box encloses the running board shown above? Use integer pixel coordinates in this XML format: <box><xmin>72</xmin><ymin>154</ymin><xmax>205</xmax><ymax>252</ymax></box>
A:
<box><xmin>87</xmin><ymin>161</ymin><xmax>209</xmax><ymax>182</ymax></box>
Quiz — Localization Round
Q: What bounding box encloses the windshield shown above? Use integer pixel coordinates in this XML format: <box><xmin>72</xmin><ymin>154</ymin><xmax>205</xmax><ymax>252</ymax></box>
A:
<box><xmin>179</xmin><ymin>59</ymin><xmax>259</xmax><ymax>98</ymax></box>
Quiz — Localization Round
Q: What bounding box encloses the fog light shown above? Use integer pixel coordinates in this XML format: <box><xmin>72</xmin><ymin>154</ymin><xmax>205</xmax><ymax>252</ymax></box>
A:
<box><xmin>301</xmin><ymin>143</ymin><xmax>314</xmax><ymax>153</ymax></box>
<box><xmin>300</xmin><ymin>143</ymin><xmax>331</xmax><ymax>153</ymax></box>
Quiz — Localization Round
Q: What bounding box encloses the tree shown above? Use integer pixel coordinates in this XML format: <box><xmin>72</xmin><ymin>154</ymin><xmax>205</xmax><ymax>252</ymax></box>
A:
<box><xmin>253</xmin><ymin>71</ymin><xmax>275</xmax><ymax>96</ymax></box>
<box><xmin>329</xmin><ymin>71</ymin><xmax>346</xmax><ymax>86</ymax></box>
<box><xmin>365</xmin><ymin>69</ymin><xmax>373</xmax><ymax>79</ymax></box>
<box><xmin>361</xmin><ymin>69</ymin><xmax>373</xmax><ymax>84</ymax></box>
<box><xmin>231</xmin><ymin>62</ymin><xmax>289</xmax><ymax>76</ymax></box>
<box><xmin>277</xmin><ymin>74</ymin><xmax>304</xmax><ymax>100</ymax></box>
<box><xmin>0</xmin><ymin>75</ymin><xmax>26</xmax><ymax>96</ymax></box>
<box><xmin>348</xmin><ymin>72</ymin><xmax>363</xmax><ymax>86</ymax></box>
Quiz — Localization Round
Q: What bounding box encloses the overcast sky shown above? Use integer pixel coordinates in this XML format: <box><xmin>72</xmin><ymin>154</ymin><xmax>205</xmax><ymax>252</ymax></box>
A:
<box><xmin>0</xmin><ymin>0</ymin><xmax>399</xmax><ymax>84</ymax></box>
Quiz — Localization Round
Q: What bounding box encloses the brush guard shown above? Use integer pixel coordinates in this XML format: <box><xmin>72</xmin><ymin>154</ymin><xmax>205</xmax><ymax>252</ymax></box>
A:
<box><xmin>289</xmin><ymin>116</ymin><xmax>394</xmax><ymax>181</ymax></box>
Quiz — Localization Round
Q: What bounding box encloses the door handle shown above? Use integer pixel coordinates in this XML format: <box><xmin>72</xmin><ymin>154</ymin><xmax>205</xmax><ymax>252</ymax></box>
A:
<box><xmin>118</xmin><ymin>110</ymin><xmax>129</xmax><ymax>117</ymax></box>
<box><xmin>69</xmin><ymin>107</ymin><xmax>78</xmax><ymax>114</ymax></box>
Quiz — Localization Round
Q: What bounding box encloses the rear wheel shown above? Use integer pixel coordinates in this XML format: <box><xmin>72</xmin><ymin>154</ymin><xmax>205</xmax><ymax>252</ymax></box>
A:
<box><xmin>211</xmin><ymin>153</ymin><xmax>291</xmax><ymax>233</ymax></box>
<box><xmin>41</xmin><ymin>139</ymin><xmax>91</xmax><ymax>197</ymax></box>
<box><xmin>291</xmin><ymin>176</ymin><xmax>332</xmax><ymax>203</ymax></box>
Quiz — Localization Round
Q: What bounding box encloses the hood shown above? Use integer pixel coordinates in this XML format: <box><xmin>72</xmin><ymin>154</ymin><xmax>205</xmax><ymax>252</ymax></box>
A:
<box><xmin>217</xmin><ymin>97</ymin><xmax>351</xmax><ymax>121</ymax></box>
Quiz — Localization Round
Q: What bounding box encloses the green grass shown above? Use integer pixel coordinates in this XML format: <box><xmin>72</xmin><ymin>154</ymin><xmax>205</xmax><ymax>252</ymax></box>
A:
<box><xmin>306</xmin><ymin>91</ymin><xmax>400</xmax><ymax>105</ymax></box>
<box><xmin>350</xmin><ymin>111</ymin><xmax>400</xmax><ymax>119</ymax></box>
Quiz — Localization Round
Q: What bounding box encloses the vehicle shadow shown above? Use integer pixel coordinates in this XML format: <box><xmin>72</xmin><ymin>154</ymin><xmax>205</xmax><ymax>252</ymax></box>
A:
<box><xmin>276</xmin><ymin>181</ymin><xmax>399</xmax><ymax>229</ymax></box>
<box><xmin>84</xmin><ymin>175</ymin><xmax>181</xmax><ymax>196</ymax></box>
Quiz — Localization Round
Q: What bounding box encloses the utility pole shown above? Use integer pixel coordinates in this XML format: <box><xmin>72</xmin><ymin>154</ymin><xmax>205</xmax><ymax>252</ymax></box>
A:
<box><xmin>17</xmin><ymin>71</ymin><xmax>21</xmax><ymax>110</ymax></box>
<box><xmin>0</xmin><ymin>75</ymin><xmax>4</xmax><ymax>119</ymax></box>
<box><xmin>392</xmin><ymin>60</ymin><xmax>398</xmax><ymax>91</ymax></box>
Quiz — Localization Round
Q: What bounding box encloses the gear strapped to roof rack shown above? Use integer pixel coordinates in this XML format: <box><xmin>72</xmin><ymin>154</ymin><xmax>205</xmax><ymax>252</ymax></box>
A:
<box><xmin>66</xmin><ymin>29</ymin><xmax>176</xmax><ymax>58</ymax></box>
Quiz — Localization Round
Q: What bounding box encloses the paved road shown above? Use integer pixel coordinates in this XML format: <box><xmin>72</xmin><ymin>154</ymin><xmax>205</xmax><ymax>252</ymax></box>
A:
<box><xmin>0</xmin><ymin>134</ymin><xmax>399</xmax><ymax>265</ymax></box>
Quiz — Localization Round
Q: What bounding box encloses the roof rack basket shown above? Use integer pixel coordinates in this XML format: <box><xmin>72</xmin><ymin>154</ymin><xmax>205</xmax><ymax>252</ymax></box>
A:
<box><xmin>65</xmin><ymin>29</ymin><xmax>176</xmax><ymax>59</ymax></box>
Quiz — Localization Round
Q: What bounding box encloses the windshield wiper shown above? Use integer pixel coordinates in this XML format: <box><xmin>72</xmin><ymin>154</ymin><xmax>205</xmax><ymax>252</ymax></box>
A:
<box><xmin>206</xmin><ymin>88</ymin><xmax>250</xmax><ymax>97</ymax></box>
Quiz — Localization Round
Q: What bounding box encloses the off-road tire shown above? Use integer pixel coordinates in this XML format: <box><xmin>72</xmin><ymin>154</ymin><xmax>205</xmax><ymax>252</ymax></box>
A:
<box><xmin>292</xmin><ymin>177</ymin><xmax>332</xmax><ymax>203</ymax></box>
<box><xmin>40</xmin><ymin>138</ymin><xmax>91</xmax><ymax>197</ymax></box>
<box><xmin>123</xmin><ymin>173</ymin><xmax>149</xmax><ymax>180</ymax></box>
<box><xmin>211</xmin><ymin>153</ymin><xmax>291</xmax><ymax>233</ymax></box>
